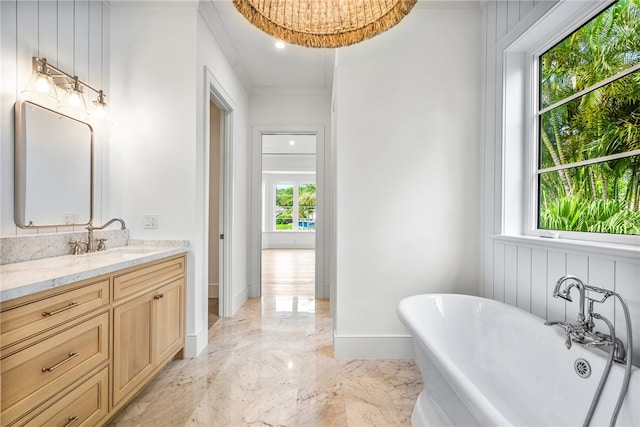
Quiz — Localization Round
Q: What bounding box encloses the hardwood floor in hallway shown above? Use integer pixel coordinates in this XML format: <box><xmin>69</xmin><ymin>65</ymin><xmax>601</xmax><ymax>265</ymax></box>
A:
<box><xmin>261</xmin><ymin>249</ymin><xmax>315</xmax><ymax>297</ymax></box>
<box><xmin>109</xmin><ymin>249</ymin><xmax>422</xmax><ymax>426</ymax></box>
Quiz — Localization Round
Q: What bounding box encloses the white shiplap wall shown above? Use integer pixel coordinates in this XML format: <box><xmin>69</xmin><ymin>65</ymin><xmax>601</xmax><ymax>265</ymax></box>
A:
<box><xmin>0</xmin><ymin>0</ymin><xmax>110</xmax><ymax>236</ymax></box>
<box><xmin>482</xmin><ymin>1</ymin><xmax>640</xmax><ymax>366</ymax></box>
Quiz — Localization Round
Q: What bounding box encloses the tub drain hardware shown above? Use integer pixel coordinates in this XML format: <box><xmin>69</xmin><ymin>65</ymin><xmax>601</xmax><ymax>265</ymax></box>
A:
<box><xmin>574</xmin><ymin>358</ymin><xmax>591</xmax><ymax>378</ymax></box>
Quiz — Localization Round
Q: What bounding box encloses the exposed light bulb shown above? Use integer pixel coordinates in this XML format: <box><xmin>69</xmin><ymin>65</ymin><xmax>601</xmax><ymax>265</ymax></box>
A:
<box><xmin>94</xmin><ymin>104</ymin><xmax>106</xmax><ymax>119</ymax></box>
<box><xmin>67</xmin><ymin>90</ymin><xmax>81</xmax><ymax>107</ymax></box>
<box><xmin>92</xmin><ymin>90</ymin><xmax>108</xmax><ymax>120</ymax></box>
<box><xmin>35</xmin><ymin>75</ymin><xmax>50</xmax><ymax>93</ymax></box>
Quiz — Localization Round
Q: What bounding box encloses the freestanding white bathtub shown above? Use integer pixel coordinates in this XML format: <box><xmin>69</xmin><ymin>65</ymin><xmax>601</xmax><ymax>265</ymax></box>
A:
<box><xmin>397</xmin><ymin>294</ymin><xmax>639</xmax><ymax>427</ymax></box>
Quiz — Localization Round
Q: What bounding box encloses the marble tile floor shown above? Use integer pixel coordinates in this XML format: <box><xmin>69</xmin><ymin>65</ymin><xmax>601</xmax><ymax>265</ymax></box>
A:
<box><xmin>208</xmin><ymin>298</ymin><xmax>219</xmax><ymax>328</ymax></box>
<box><xmin>109</xmin><ymin>296</ymin><xmax>422</xmax><ymax>426</ymax></box>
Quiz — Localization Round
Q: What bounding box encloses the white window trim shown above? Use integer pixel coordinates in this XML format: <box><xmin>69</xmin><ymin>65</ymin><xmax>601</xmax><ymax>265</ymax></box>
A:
<box><xmin>502</xmin><ymin>0</ymin><xmax>640</xmax><ymax>248</ymax></box>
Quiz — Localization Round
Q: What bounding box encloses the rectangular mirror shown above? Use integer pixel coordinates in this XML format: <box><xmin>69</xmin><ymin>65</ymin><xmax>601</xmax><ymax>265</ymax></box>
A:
<box><xmin>14</xmin><ymin>100</ymin><xmax>93</xmax><ymax>228</ymax></box>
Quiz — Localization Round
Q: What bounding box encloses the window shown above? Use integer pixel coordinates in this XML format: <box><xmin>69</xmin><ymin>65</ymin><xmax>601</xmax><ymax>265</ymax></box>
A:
<box><xmin>275</xmin><ymin>184</ymin><xmax>294</xmax><ymax>230</ymax></box>
<box><xmin>298</xmin><ymin>184</ymin><xmax>316</xmax><ymax>231</ymax></box>
<box><xmin>274</xmin><ymin>183</ymin><xmax>316</xmax><ymax>231</ymax></box>
<box><xmin>536</xmin><ymin>0</ymin><xmax>640</xmax><ymax>236</ymax></box>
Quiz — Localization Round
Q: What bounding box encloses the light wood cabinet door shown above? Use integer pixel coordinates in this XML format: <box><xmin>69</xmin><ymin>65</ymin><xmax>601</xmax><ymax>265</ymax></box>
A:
<box><xmin>17</xmin><ymin>366</ymin><xmax>109</xmax><ymax>427</ymax></box>
<box><xmin>112</xmin><ymin>293</ymin><xmax>154</xmax><ymax>406</ymax></box>
<box><xmin>155</xmin><ymin>278</ymin><xmax>184</xmax><ymax>365</ymax></box>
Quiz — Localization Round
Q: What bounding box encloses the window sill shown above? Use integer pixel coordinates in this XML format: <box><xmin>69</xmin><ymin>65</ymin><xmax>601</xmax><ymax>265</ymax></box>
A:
<box><xmin>490</xmin><ymin>234</ymin><xmax>640</xmax><ymax>262</ymax></box>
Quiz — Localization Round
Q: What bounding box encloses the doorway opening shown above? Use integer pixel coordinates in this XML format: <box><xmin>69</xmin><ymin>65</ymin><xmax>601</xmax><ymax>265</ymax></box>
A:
<box><xmin>208</xmin><ymin>100</ymin><xmax>222</xmax><ymax>328</ymax></box>
<box><xmin>261</xmin><ymin>134</ymin><xmax>316</xmax><ymax>298</ymax></box>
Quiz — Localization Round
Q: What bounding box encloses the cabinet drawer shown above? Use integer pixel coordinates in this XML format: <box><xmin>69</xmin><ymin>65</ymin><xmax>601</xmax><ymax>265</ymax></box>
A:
<box><xmin>1</xmin><ymin>280</ymin><xmax>109</xmax><ymax>350</ymax></box>
<box><xmin>113</xmin><ymin>256</ymin><xmax>185</xmax><ymax>301</ymax></box>
<box><xmin>0</xmin><ymin>313</ymin><xmax>109</xmax><ymax>425</ymax></box>
<box><xmin>16</xmin><ymin>366</ymin><xmax>109</xmax><ymax>427</ymax></box>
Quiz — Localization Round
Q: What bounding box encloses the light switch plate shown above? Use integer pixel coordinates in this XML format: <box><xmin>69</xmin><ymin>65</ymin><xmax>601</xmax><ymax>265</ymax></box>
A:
<box><xmin>143</xmin><ymin>214</ymin><xmax>159</xmax><ymax>229</ymax></box>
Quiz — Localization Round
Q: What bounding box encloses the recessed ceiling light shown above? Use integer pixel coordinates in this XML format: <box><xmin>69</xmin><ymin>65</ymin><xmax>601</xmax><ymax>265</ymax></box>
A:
<box><xmin>275</xmin><ymin>40</ymin><xmax>286</xmax><ymax>49</ymax></box>
<box><xmin>289</xmin><ymin>140</ymin><xmax>295</xmax><ymax>145</ymax></box>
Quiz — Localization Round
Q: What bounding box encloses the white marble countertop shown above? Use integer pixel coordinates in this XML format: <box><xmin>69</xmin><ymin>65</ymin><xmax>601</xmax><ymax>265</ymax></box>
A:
<box><xmin>0</xmin><ymin>245</ymin><xmax>189</xmax><ymax>303</ymax></box>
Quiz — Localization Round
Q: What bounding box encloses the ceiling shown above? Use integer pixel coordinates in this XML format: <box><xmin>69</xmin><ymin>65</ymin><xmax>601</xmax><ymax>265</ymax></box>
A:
<box><xmin>201</xmin><ymin>0</ymin><xmax>335</xmax><ymax>95</ymax></box>
<box><xmin>200</xmin><ymin>1</ymin><xmax>479</xmax><ymax>96</ymax></box>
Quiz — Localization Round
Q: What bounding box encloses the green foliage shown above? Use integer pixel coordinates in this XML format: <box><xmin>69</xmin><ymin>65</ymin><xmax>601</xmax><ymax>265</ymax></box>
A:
<box><xmin>540</xmin><ymin>196</ymin><xmax>640</xmax><ymax>235</ymax></box>
<box><xmin>275</xmin><ymin>185</ymin><xmax>294</xmax><ymax>207</ymax></box>
<box><xmin>538</xmin><ymin>0</ymin><xmax>640</xmax><ymax>235</ymax></box>
<box><xmin>274</xmin><ymin>184</ymin><xmax>316</xmax><ymax>229</ymax></box>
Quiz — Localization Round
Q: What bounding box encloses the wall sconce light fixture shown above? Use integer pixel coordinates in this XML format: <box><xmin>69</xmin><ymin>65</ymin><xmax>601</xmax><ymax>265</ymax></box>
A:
<box><xmin>23</xmin><ymin>57</ymin><xmax>108</xmax><ymax>120</ymax></box>
<box><xmin>23</xmin><ymin>57</ymin><xmax>59</xmax><ymax>102</ymax></box>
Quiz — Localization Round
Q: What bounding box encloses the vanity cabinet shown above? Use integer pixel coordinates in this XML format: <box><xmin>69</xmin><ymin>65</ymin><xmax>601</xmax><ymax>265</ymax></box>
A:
<box><xmin>111</xmin><ymin>278</ymin><xmax>185</xmax><ymax>406</ymax></box>
<box><xmin>111</xmin><ymin>257</ymin><xmax>185</xmax><ymax>408</ymax></box>
<box><xmin>0</xmin><ymin>253</ymin><xmax>186</xmax><ymax>427</ymax></box>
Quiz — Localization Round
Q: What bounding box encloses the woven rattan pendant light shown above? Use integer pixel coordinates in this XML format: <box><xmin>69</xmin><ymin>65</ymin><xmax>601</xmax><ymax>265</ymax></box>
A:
<box><xmin>233</xmin><ymin>0</ymin><xmax>418</xmax><ymax>48</ymax></box>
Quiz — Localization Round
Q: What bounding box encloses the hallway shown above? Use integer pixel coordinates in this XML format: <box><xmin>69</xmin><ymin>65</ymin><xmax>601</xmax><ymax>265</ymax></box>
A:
<box><xmin>109</xmin><ymin>251</ymin><xmax>422</xmax><ymax>426</ymax></box>
<box><xmin>262</xmin><ymin>249</ymin><xmax>315</xmax><ymax>297</ymax></box>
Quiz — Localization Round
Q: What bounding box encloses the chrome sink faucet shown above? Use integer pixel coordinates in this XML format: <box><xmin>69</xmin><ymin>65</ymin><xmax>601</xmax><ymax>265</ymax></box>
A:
<box><xmin>86</xmin><ymin>218</ymin><xmax>126</xmax><ymax>252</ymax></box>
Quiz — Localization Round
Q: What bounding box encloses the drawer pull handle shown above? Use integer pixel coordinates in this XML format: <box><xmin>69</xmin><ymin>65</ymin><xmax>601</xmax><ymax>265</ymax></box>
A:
<box><xmin>154</xmin><ymin>293</ymin><xmax>164</xmax><ymax>300</ymax></box>
<box><xmin>42</xmin><ymin>352</ymin><xmax>79</xmax><ymax>372</ymax></box>
<box><xmin>64</xmin><ymin>416</ymin><xmax>80</xmax><ymax>427</ymax></box>
<box><xmin>42</xmin><ymin>302</ymin><xmax>79</xmax><ymax>317</ymax></box>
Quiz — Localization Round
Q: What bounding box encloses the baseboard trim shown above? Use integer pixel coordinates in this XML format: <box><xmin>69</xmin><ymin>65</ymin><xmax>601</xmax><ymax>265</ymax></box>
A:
<box><xmin>333</xmin><ymin>333</ymin><xmax>415</xmax><ymax>359</ymax></box>
<box><xmin>208</xmin><ymin>283</ymin><xmax>219</xmax><ymax>298</ymax></box>
<box><xmin>185</xmin><ymin>327</ymin><xmax>208</xmax><ymax>358</ymax></box>
<box><xmin>232</xmin><ymin>286</ymin><xmax>248</xmax><ymax>315</ymax></box>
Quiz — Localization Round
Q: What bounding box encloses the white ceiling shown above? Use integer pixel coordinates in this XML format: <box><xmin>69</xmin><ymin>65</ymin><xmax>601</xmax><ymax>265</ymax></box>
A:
<box><xmin>200</xmin><ymin>1</ymin><xmax>479</xmax><ymax>96</ymax></box>
<box><xmin>262</xmin><ymin>134</ymin><xmax>317</xmax><ymax>154</ymax></box>
<box><xmin>201</xmin><ymin>0</ymin><xmax>335</xmax><ymax>95</ymax></box>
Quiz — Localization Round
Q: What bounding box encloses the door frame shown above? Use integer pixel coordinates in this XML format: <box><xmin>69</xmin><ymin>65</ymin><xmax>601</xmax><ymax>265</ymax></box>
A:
<box><xmin>205</xmin><ymin>67</ymin><xmax>234</xmax><ymax>317</ymax></box>
<box><xmin>250</xmin><ymin>126</ymin><xmax>326</xmax><ymax>299</ymax></box>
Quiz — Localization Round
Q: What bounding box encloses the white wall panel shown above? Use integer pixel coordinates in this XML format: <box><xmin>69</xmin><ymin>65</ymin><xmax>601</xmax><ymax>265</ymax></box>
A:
<box><xmin>530</xmin><ymin>248</ymin><xmax>547</xmax><ymax>318</ymax></box>
<box><xmin>507</xmin><ymin>0</ymin><xmax>520</xmax><ymax>32</ymax></box>
<box><xmin>88</xmin><ymin>1</ymin><xmax>102</xmax><ymax>87</ymax></box>
<box><xmin>16</xmin><ymin>1</ymin><xmax>38</xmax><ymax>97</ymax></box>
<box><xmin>516</xmin><ymin>246</ymin><xmax>531</xmax><ymax>311</ymax></box>
<box><xmin>519</xmin><ymin>0</ymin><xmax>535</xmax><ymax>18</ymax></box>
<box><xmin>494</xmin><ymin>242</ymin><xmax>505</xmax><ymax>302</ymax></box>
<box><xmin>38</xmin><ymin>1</ymin><xmax>57</xmax><ymax>60</ymax></box>
<box><xmin>546</xmin><ymin>250</ymin><xmax>566</xmax><ymax>322</ymax></box>
<box><xmin>615</xmin><ymin>262</ymin><xmax>640</xmax><ymax>361</ymax></box>
<box><xmin>496</xmin><ymin>0</ymin><xmax>508</xmax><ymax>40</ymax></box>
<box><xmin>57</xmin><ymin>1</ymin><xmax>74</xmax><ymax>72</ymax></box>
<box><xmin>75</xmin><ymin>1</ymin><xmax>89</xmax><ymax>80</ymax></box>
<box><xmin>504</xmin><ymin>244</ymin><xmax>518</xmax><ymax>305</ymax></box>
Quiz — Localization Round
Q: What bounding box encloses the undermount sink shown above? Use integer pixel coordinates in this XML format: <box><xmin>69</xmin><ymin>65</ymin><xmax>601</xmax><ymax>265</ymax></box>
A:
<box><xmin>78</xmin><ymin>246</ymin><xmax>161</xmax><ymax>257</ymax></box>
<box><xmin>105</xmin><ymin>246</ymin><xmax>157</xmax><ymax>254</ymax></box>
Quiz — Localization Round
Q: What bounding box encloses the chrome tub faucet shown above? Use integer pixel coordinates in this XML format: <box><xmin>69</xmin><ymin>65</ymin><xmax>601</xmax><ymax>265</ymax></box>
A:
<box><xmin>546</xmin><ymin>274</ymin><xmax>634</xmax><ymax>426</ymax></box>
<box><xmin>553</xmin><ymin>275</ymin><xmax>587</xmax><ymax>324</ymax></box>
